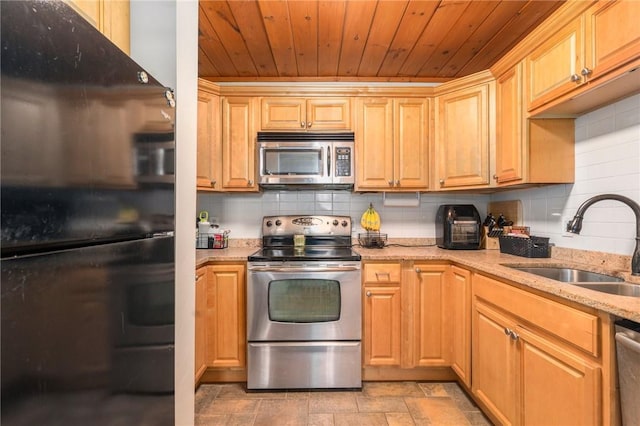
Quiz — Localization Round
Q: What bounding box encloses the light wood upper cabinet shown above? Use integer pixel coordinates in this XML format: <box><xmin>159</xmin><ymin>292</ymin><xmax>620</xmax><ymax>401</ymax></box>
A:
<box><xmin>197</xmin><ymin>80</ymin><xmax>220</xmax><ymax>191</ymax></box>
<box><xmin>205</xmin><ymin>264</ymin><xmax>246</xmax><ymax>369</ymax></box>
<box><xmin>526</xmin><ymin>0</ymin><xmax>640</xmax><ymax>113</ymax></box>
<box><xmin>261</xmin><ymin>97</ymin><xmax>352</xmax><ymax>131</ymax></box>
<box><xmin>66</xmin><ymin>0</ymin><xmax>130</xmax><ymax>54</ymax></box>
<box><xmin>221</xmin><ymin>97</ymin><xmax>259</xmax><ymax>191</ymax></box>
<box><xmin>195</xmin><ymin>267</ymin><xmax>207</xmax><ymax>385</ymax></box>
<box><xmin>495</xmin><ymin>64</ymin><xmax>524</xmax><ymax>185</ymax></box>
<box><xmin>355</xmin><ymin>97</ymin><xmax>429</xmax><ymax>191</ymax></box>
<box><xmin>586</xmin><ymin>0</ymin><xmax>640</xmax><ymax>79</ymax></box>
<box><xmin>495</xmin><ymin>63</ymin><xmax>575</xmax><ymax>187</ymax></box>
<box><xmin>363</xmin><ymin>263</ymin><xmax>402</xmax><ymax>367</ymax></box>
<box><xmin>526</xmin><ymin>17</ymin><xmax>584</xmax><ymax>112</ymax></box>
<box><xmin>435</xmin><ymin>77</ymin><xmax>493</xmax><ymax>190</ymax></box>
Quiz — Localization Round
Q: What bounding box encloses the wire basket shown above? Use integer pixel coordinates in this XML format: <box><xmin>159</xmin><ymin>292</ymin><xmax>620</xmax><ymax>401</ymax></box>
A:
<box><xmin>498</xmin><ymin>235</ymin><xmax>551</xmax><ymax>258</ymax></box>
<box><xmin>196</xmin><ymin>231</ymin><xmax>229</xmax><ymax>249</ymax></box>
<box><xmin>358</xmin><ymin>232</ymin><xmax>387</xmax><ymax>249</ymax></box>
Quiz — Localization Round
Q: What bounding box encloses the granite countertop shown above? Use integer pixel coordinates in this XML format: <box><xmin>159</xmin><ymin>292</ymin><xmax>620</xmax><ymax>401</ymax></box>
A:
<box><xmin>196</xmin><ymin>243</ymin><xmax>640</xmax><ymax>323</ymax></box>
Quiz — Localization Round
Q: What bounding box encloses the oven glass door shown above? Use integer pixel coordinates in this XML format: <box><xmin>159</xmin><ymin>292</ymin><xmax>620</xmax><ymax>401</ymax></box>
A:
<box><xmin>269</xmin><ymin>278</ymin><xmax>340</xmax><ymax>323</ymax></box>
<box><xmin>247</xmin><ymin>264</ymin><xmax>361</xmax><ymax>341</ymax></box>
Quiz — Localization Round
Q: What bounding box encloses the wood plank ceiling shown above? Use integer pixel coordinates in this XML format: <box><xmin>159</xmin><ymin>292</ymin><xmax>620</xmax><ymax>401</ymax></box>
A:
<box><xmin>198</xmin><ymin>0</ymin><xmax>563</xmax><ymax>82</ymax></box>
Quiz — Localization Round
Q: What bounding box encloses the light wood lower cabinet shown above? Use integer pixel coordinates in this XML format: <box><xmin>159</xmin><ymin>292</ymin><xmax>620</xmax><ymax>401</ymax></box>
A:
<box><xmin>363</xmin><ymin>263</ymin><xmax>402</xmax><ymax>367</ymax></box>
<box><xmin>472</xmin><ymin>272</ymin><xmax>603</xmax><ymax>426</ymax></box>
<box><xmin>412</xmin><ymin>264</ymin><xmax>449</xmax><ymax>367</ymax></box>
<box><xmin>195</xmin><ymin>267</ymin><xmax>207</xmax><ymax>384</ymax></box>
<box><xmin>449</xmin><ymin>265</ymin><xmax>472</xmax><ymax>387</ymax></box>
<box><xmin>363</xmin><ymin>262</ymin><xmax>462</xmax><ymax>381</ymax></box>
<box><xmin>195</xmin><ymin>263</ymin><xmax>246</xmax><ymax>386</ymax></box>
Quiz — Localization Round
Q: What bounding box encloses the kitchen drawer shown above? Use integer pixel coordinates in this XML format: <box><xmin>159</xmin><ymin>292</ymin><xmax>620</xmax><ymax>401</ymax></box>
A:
<box><xmin>363</xmin><ymin>263</ymin><xmax>402</xmax><ymax>283</ymax></box>
<box><xmin>473</xmin><ymin>273</ymin><xmax>599</xmax><ymax>356</ymax></box>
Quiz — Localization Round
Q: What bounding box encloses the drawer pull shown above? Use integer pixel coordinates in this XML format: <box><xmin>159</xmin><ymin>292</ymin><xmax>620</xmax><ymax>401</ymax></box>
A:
<box><xmin>366</xmin><ymin>291</ymin><xmax>372</xmax><ymax>297</ymax></box>
<box><xmin>375</xmin><ymin>272</ymin><xmax>391</xmax><ymax>281</ymax></box>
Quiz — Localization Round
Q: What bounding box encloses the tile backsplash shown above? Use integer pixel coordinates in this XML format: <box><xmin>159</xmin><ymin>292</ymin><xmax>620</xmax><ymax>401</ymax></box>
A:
<box><xmin>198</xmin><ymin>94</ymin><xmax>639</xmax><ymax>257</ymax></box>
<box><xmin>197</xmin><ymin>190</ymin><xmax>489</xmax><ymax>239</ymax></box>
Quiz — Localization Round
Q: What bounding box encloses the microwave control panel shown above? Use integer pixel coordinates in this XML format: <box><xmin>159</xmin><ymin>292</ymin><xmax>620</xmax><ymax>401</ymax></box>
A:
<box><xmin>335</xmin><ymin>147</ymin><xmax>352</xmax><ymax>177</ymax></box>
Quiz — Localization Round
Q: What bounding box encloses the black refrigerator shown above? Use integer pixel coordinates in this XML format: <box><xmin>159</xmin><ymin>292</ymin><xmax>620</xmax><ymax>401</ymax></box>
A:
<box><xmin>1</xmin><ymin>2</ymin><xmax>175</xmax><ymax>425</ymax></box>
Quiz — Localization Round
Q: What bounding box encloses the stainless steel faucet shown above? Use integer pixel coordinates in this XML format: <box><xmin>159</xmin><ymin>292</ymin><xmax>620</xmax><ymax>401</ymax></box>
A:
<box><xmin>566</xmin><ymin>194</ymin><xmax>640</xmax><ymax>276</ymax></box>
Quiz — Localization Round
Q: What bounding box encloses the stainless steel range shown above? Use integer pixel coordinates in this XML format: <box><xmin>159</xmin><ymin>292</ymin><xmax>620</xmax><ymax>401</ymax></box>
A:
<box><xmin>247</xmin><ymin>215</ymin><xmax>362</xmax><ymax>390</ymax></box>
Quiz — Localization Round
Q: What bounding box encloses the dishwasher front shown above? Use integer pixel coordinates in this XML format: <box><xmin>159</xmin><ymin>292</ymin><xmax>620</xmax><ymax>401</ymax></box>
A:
<box><xmin>615</xmin><ymin>319</ymin><xmax>640</xmax><ymax>426</ymax></box>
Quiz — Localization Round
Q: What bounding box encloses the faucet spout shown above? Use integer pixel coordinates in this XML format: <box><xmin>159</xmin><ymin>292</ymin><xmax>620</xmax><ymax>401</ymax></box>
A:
<box><xmin>567</xmin><ymin>194</ymin><xmax>640</xmax><ymax>276</ymax></box>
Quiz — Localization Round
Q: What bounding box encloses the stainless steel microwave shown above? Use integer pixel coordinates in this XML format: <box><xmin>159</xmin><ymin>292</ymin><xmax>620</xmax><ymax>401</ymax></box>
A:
<box><xmin>257</xmin><ymin>132</ymin><xmax>355</xmax><ymax>190</ymax></box>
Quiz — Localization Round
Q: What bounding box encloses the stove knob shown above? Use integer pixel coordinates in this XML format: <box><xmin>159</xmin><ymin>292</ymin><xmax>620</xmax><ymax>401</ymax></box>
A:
<box><xmin>266</xmin><ymin>220</ymin><xmax>273</xmax><ymax>227</ymax></box>
<box><xmin>333</xmin><ymin>220</ymin><xmax>339</xmax><ymax>226</ymax></box>
<box><xmin>275</xmin><ymin>220</ymin><xmax>282</xmax><ymax>226</ymax></box>
<box><xmin>341</xmin><ymin>220</ymin><xmax>348</xmax><ymax>227</ymax></box>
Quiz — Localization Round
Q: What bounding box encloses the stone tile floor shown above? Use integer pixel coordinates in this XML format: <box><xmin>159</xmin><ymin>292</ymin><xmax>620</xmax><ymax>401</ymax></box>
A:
<box><xmin>195</xmin><ymin>381</ymin><xmax>493</xmax><ymax>425</ymax></box>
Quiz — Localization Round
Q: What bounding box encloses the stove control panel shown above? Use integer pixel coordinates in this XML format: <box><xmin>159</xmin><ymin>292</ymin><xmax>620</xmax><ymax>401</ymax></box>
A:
<box><xmin>262</xmin><ymin>215</ymin><xmax>351</xmax><ymax>236</ymax></box>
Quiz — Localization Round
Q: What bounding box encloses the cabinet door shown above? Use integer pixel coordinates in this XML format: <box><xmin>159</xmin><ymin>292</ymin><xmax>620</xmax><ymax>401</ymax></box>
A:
<box><xmin>355</xmin><ymin>98</ymin><xmax>394</xmax><ymax>190</ymax></box>
<box><xmin>205</xmin><ymin>264</ymin><xmax>246</xmax><ymax>368</ymax></box>
<box><xmin>306</xmin><ymin>98</ymin><xmax>352</xmax><ymax>131</ymax></box>
<box><xmin>363</xmin><ymin>284</ymin><xmax>402</xmax><ymax>366</ymax></box>
<box><xmin>195</xmin><ymin>268</ymin><xmax>207</xmax><ymax>383</ymax></box>
<box><xmin>519</xmin><ymin>327</ymin><xmax>601</xmax><ymax>426</ymax></box>
<box><xmin>436</xmin><ymin>83</ymin><xmax>491</xmax><ymax>189</ymax></box>
<box><xmin>526</xmin><ymin>17</ymin><xmax>584</xmax><ymax>112</ymax></box>
<box><xmin>221</xmin><ymin>97</ymin><xmax>258</xmax><ymax>191</ymax></box>
<box><xmin>413</xmin><ymin>264</ymin><xmax>449</xmax><ymax>367</ymax></box>
<box><xmin>495</xmin><ymin>63</ymin><xmax>524</xmax><ymax>185</ymax></box>
<box><xmin>472</xmin><ymin>301</ymin><xmax>518</xmax><ymax>426</ymax></box>
<box><xmin>66</xmin><ymin>0</ymin><xmax>130</xmax><ymax>54</ymax></box>
<box><xmin>394</xmin><ymin>98</ymin><xmax>430</xmax><ymax>190</ymax></box>
<box><xmin>586</xmin><ymin>0</ymin><xmax>640</xmax><ymax>79</ymax></box>
<box><xmin>260</xmin><ymin>98</ymin><xmax>305</xmax><ymax>130</ymax></box>
<box><xmin>197</xmin><ymin>84</ymin><xmax>220</xmax><ymax>190</ymax></box>
<box><xmin>450</xmin><ymin>266</ymin><xmax>471</xmax><ymax>387</ymax></box>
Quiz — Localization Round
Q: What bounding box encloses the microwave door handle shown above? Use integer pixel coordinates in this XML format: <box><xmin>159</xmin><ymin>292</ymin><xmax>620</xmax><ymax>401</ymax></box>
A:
<box><xmin>327</xmin><ymin>145</ymin><xmax>331</xmax><ymax>177</ymax></box>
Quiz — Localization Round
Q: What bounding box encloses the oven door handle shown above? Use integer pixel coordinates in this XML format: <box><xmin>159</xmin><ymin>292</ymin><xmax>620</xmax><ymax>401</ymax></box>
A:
<box><xmin>248</xmin><ymin>266</ymin><xmax>360</xmax><ymax>273</ymax></box>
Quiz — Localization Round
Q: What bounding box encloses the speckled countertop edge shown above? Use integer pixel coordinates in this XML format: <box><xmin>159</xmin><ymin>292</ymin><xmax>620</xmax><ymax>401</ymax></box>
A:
<box><xmin>196</xmin><ymin>242</ymin><xmax>640</xmax><ymax>323</ymax></box>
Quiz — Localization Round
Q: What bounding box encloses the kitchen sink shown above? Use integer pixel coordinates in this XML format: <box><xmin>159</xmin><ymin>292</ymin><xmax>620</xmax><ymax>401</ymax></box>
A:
<box><xmin>571</xmin><ymin>283</ymin><xmax>640</xmax><ymax>297</ymax></box>
<box><xmin>505</xmin><ymin>265</ymin><xmax>640</xmax><ymax>298</ymax></box>
<box><xmin>506</xmin><ymin>266</ymin><xmax>624</xmax><ymax>283</ymax></box>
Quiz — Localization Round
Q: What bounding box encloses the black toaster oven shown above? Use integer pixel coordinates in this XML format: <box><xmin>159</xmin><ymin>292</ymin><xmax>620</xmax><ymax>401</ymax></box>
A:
<box><xmin>435</xmin><ymin>204</ymin><xmax>481</xmax><ymax>250</ymax></box>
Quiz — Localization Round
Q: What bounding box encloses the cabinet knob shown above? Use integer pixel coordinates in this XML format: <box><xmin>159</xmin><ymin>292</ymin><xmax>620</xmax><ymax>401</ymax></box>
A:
<box><xmin>581</xmin><ymin>67</ymin><xmax>592</xmax><ymax>77</ymax></box>
<box><xmin>300</xmin><ymin>121</ymin><xmax>306</xmax><ymax>128</ymax></box>
<box><xmin>493</xmin><ymin>174</ymin><xmax>498</xmax><ymax>180</ymax></box>
<box><xmin>388</xmin><ymin>180</ymin><xmax>394</xmax><ymax>186</ymax></box>
<box><xmin>247</xmin><ymin>179</ymin><xmax>253</xmax><ymax>186</ymax></box>
<box><xmin>570</xmin><ymin>73</ymin><xmax>582</xmax><ymax>83</ymax></box>
<box><xmin>307</xmin><ymin>121</ymin><xmax>312</xmax><ymax>128</ymax></box>
<box><xmin>504</xmin><ymin>327</ymin><xmax>512</xmax><ymax>336</ymax></box>
<box><xmin>366</xmin><ymin>291</ymin><xmax>372</xmax><ymax>297</ymax></box>
<box><xmin>395</xmin><ymin>180</ymin><xmax>400</xmax><ymax>186</ymax></box>
<box><xmin>415</xmin><ymin>267</ymin><xmax>422</xmax><ymax>273</ymax></box>
<box><xmin>509</xmin><ymin>330</ymin><xmax>520</xmax><ymax>341</ymax></box>
<box><xmin>210</xmin><ymin>179</ymin><xmax>217</xmax><ymax>187</ymax></box>
<box><xmin>439</xmin><ymin>179</ymin><xmax>445</xmax><ymax>185</ymax></box>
